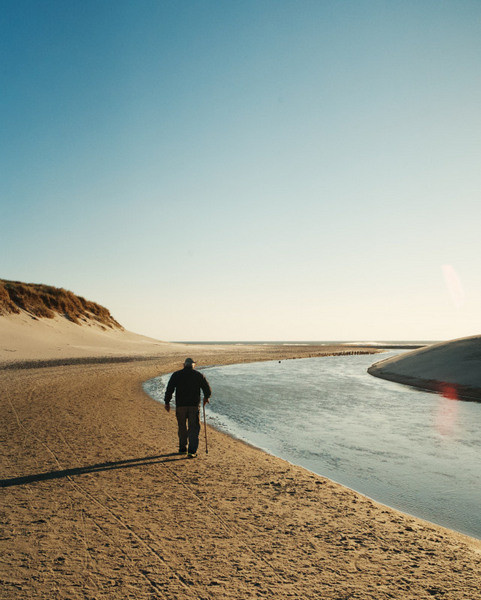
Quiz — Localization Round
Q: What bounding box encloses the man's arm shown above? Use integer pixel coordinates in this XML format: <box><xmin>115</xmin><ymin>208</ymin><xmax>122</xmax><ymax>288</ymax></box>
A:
<box><xmin>200</xmin><ymin>374</ymin><xmax>212</xmax><ymax>405</ymax></box>
<box><xmin>164</xmin><ymin>372</ymin><xmax>177</xmax><ymax>412</ymax></box>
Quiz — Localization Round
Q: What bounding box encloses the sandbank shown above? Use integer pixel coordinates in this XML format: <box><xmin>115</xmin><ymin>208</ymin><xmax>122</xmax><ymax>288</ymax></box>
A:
<box><xmin>1</xmin><ymin>335</ymin><xmax>480</xmax><ymax>599</ymax></box>
<box><xmin>369</xmin><ymin>335</ymin><xmax>481</xmax><ymax>401</ymax></box>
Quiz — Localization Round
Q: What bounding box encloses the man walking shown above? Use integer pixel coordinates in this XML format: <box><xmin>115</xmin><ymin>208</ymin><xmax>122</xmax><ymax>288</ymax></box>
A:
<box><xmin>164</xmin><ymin>358</ymin><xmax>212</xmax><ymax>458</ymax></box>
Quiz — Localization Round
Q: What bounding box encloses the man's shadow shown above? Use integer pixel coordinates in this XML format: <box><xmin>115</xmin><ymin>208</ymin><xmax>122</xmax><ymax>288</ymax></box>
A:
<box><xmin>1</xmin><ymin>453</ymin><xmax>187</xmax><ymax>488</ymax></box>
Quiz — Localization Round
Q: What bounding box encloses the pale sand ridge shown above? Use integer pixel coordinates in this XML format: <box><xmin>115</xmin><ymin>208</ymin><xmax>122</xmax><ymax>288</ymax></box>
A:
<box><xmin>0</xmin><ymin>312</ymin><xmax>174</xmax><ymax>364</ymax></box>
<box><xmin>369</xmin><ymin>335</ymin><xmax>481</xmax><ymax>400</ymax></box>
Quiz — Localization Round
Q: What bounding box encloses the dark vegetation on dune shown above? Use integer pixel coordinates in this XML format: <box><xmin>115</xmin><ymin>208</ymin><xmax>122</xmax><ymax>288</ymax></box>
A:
<box><xmin>0</xmin><ymin>279</ymin><xmax>122</xmax><ymax>330</ymax></box>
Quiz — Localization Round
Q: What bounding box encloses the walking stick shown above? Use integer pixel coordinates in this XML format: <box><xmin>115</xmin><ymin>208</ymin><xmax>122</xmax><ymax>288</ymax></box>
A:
<box><xmin>203</xmin><ymin>401</ymin><xmax>208</xmax><ymax>454</ymax></box>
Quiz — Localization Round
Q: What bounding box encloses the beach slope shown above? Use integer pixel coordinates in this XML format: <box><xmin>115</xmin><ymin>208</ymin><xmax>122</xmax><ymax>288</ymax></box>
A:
<box><xmin>368</xmin><ymin>335</ymin><xmax>481</xmax><ymax>401</ymax></box>
<box><xmin>0</xmin><ymin>279</ymin><xmax>174</xmax><ymax>365</ymax></box>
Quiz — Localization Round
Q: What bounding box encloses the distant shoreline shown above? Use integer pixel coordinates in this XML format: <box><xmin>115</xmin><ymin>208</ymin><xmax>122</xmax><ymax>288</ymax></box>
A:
<box><xmin>174</xmin><ymin>340</ymin><xmax>431</xmax><ymax>349</ymax></box>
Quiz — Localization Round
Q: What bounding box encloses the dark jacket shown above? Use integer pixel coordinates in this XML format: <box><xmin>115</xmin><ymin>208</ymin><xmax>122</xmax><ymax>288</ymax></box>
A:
<box><xmin>164</xmin><ymin>366</ymin><xmax>212</xmax><ymax>407</ymax></box>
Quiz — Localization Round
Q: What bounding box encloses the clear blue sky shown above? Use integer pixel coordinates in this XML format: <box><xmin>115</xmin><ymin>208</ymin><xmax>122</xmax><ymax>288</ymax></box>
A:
<box><xmin>2</xmin><ymin>1</ymin><xmax>480</xmax><ymax>341</ymax></box>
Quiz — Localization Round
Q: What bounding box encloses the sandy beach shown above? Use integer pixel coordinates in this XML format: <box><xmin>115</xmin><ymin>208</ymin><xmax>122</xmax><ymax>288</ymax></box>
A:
<box><xmin>2</xmin><ymin>338</ymin><xmax>481</xmax><ymax>600</ymax></box>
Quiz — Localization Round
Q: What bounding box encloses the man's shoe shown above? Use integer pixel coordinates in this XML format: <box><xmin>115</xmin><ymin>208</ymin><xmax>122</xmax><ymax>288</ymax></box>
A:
<box><xmin>178</xmin><ymin>448</ymin><xmax>187</xmax><ymax>454</ymax></box>
<box><xmin>187</xmin><ymin>452</ymin><xmax>197</xmax><ymax>459</ymax></box>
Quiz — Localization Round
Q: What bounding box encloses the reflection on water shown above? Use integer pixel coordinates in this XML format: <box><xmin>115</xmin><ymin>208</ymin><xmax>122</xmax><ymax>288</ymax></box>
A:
<box><xmin>144</xmin><ymin>353</ymin><xmax>481</xmax><ymax>540</ymax></box>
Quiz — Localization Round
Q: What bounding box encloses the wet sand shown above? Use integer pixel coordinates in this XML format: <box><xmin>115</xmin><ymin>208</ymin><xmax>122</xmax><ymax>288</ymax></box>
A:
<box><xmin>1</xmin><ymin>344</ymin><xmax>480</xmax><ymax>599</ymax></box>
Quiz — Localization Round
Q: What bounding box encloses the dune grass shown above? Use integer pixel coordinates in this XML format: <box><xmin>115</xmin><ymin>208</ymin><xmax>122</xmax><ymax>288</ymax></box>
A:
<box><xmin>0</xmin><ymin>279</ymin><xmax>122</xmax><ymax>329</ymax></box>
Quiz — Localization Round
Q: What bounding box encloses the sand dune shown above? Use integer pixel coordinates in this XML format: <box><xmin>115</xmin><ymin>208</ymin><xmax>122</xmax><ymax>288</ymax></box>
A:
<box><xmin>368</xmin><ymin>335</ymin><xmax>481</xmax><ymax>400</ymax></box>
<box><xmin>0</xmin><ymin>312</ymin><xmax>177</xmax><ymax>364</ymax></box>
<box><xmin>0</xmin><ymin>280</ymin><xmax>177</xmax><ymax>365</ymax></box>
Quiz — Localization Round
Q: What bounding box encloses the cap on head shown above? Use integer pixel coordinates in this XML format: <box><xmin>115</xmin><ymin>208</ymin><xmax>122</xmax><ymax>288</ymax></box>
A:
<box><xmin>184</xmin><ymin>357</ymin><xmax>195</xmax><ymax>367</ymax></box>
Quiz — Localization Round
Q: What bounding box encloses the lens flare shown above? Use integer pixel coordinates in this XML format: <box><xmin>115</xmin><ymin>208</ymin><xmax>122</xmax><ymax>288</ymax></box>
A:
<box><xmin>435</xmin><ymin>382</ymin><xmax>459</xmax><ymax>436</ymax></box>
<box><xmin>442</xmin><ymin>264</ymin><xmax>465</xmax><ymax>309</ymax></box>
